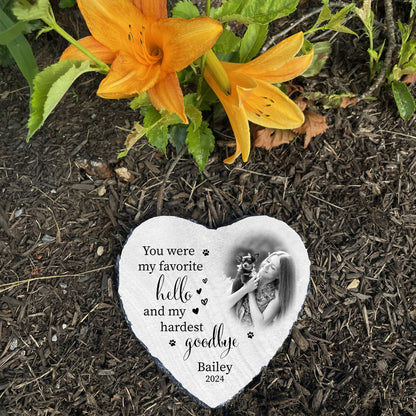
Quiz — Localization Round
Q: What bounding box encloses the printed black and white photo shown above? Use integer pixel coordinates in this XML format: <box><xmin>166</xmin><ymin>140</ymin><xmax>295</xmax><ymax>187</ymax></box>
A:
<box><xmin>225</xmin><ymin>247</ymin><xmax>294</xmax><ymax>327</ymax></box>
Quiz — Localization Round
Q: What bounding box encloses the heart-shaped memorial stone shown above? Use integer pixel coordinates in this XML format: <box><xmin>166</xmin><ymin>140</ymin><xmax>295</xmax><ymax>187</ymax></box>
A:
<box><xmin>118</xmin><ymin>216</ymin><xmax>310</xmax><ymax>407</ymax></box>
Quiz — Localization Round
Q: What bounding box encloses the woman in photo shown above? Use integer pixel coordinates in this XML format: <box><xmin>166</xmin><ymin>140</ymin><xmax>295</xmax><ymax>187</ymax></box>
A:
<box><xmin>227</xmin><ymin>251</ymin><xmax>292</xmax><ymax>327</ymax></box>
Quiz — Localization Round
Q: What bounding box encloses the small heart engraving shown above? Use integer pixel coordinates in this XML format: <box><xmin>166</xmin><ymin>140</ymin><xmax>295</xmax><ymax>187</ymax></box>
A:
<box><xmin>202</xmin><ymin>278</ymin><xmax>208</xmax><ymax>284</ymax></box>
<box><xmin>192</xmin><ymin>308</ymin><xmax>199</xmax><ymax>315</ymax></box>
<box><xmin>196</xmin><ymin>288</ymin><xmax>202</xmax><ymax>294</ymax></box>
<box><xmin>201</xmin><ymin>298</ymin><xmax>208</xmax><ymax>306</ymax></box>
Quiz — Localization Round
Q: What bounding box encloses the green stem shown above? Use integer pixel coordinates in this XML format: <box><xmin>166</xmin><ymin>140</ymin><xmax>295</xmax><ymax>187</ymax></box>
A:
<box><xmin>49</xmin><ymin>22</ymin><xmax>110</xmax><ymax>73</ymax></box>
<box><xmin>196</xmin><ymin>53</ymin><xmax>207</xmax><ymax>105</ymax></box>
<box><xmin>197</xmin><ymin>0</ymin><xmax>213</xmax><ymax>103</ymax></box>
<box><xmin>368</xmin><ymin>31</ymin><xmax>375</xmax><ymax>80</ymax></box>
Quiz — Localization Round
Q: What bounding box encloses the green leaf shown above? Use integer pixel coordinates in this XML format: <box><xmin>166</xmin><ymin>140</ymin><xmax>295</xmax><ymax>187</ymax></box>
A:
<box><xmin>12</xmin><ymin>0</ymin><xmax>53</xmax><ymax>22</ymax></box>
<box><xmin>329</xmin><ymin>3</ymin><xmax>356</xmax><ymax>28</ymax></box>
<box><xmin>142</xmin><ymin>106</ymin><xmax>183</xmax><ymax>127</ymax></box>
<box><xmin>186</xmin><ymin>121</ymin><xmax>215</xmax><ymax>172</ymax></box>
<box><xmin>177</xmin><ymin>65</ymin><xmax>196</xmax><ymax>84</ymax></box>
<box><xmin>212</xmin><ymin>0</ymin><xmax>299</xmax><ymax>25</ymax></box>
<box><xmin>171</xmin><ymin>0</ymin><xmax>200</xmax><ymax>18</ymax></box>
<box><xmin>401</xmin><ymin>60</ymin><xmax>416</xmax><ymax>74</ymax></box>
<box><xmin>58</xmin><ymin>0</ymin><xmax>76</xmax><ymax>8</ymax></box>
<box><xmin>27</xmin><ymin>59</ymin><xmax>95</xmax><ymax>140</ymax></box>
<box><xmin>0</xmin><ymin>0</ymin><xmax>13</xmax><ymax>12</ymax></box>
<box><xmin>120</xmin><ymin>105</ymin><xmax>187</xmax><ymax>157</ymax></box>
<box><xmin>0</xmin><ymin>45</ymin><xmax>14</xmax><ymax>66</ymax></box>
<box><xmin>142</xmin><ymin>107</ymin><xmax>183</xmax><ymax>153</ymax></box>
<box><xmin>0</xmin><ymin>19</ymin><xmax>26</xmax><ymax>44</ymax></box>
<box><xmin>367</xmin><ymin>48</ymin><xmax>379</xmax><ymax>61</ymax></box>
<box><xmin>392</xmin><ymin>81</ymin><xmax>416</xmax><ymax>120</ymax></box>
<box><xmin>184</xmin><ymin>94</ymin><xmax>203</xmax><ymax>131</ymax></box>
<box><xmin>315</xmin><ymin>1</ymin><xmax>332</xmax><ymax>27</ymax></box>
<box><xmin>168</xmin><ymin>124</ymin><xmax>188</xmax><ymax>153</ymax></box>
<box><xmin>143</xmin><ymin>106</ymin><xmax>162</xmax><ymax>128</ymax></box>
<box><xmin>160</xmin><ymin>109</ymin><xmax>183</xmax><ymax>126</ymax></box>
<box><xmin>396</xmin><ymin>21</ymin><xmax>416</xmax><ymax>69</ymax></box>
<box><xmin>36</xmin><ymin>25</ymin><xmax>53</xmax><ymax>37</ymax></box>
<box><xmin>183</xmin><ymin>92</ymin><xmax>199</xmax><ymax>107</ymax></box>
<box><xmin>302</xmin><ymin>41</ymin><xmax>331</xmax><ymax>77</ymax></box>
<box><xmin>307</xmin><ymin>1</ymin><xmax>357</xmax><ymax>36</ymax></box>
<box><xmin>198</xmin><ymin>81</ymin><xmax>219</xmax><ymax>110</ymax></box>
<box><xmin>328</xmin><ymin>23</ymin><xmax>357</xmax><ymax>36</ymax></box>
<box><xmin>118</xmin><ymin>122</ymin><xmax>146</xmax><ymax>158</ymax></box>
<box><xmin>147</xmin><ymin>124</ymin><xmax>169</xmax><ymax>153</ymax></box>
<box><xmin>142</xmin><ymin>107</ymin><xmax>168</xmax><ymax>152</ymax></box>
<box><xmin>240</xmin><ymin>24</ymin><xmax>268</xmax><ymax>63</ymax></box>
<box><xmin>353</xmin><ymin>0</ymin><xmax>371</xmax><ymax>23</ymax></box>
<box><xmin>130</xmin><ymin>92</ymin><xmax>152</xmax><ymax>110</ymax></box>
<box><xmin>321</xmin><ymin>2</ymin><xmax>357</xmax><ymax>36</ymax></box>
<box><xmin>0</xmin><ymin>8</ymin><xmax>38</xmax><ymax>90</ymax></box>
<box><xmin>213</xmin><ymin>28</ymin><xmax>241</xmax><ymax>54</ymax></box>
<box><xmin>186</xmin><ymin>104</ymin><xmax>202</xmax><ymax>130</ymax></box>
<box><xmin>398</xmin><ymin>19</ymin><xmax>411</xmax><ymax>45</ymax></box>
<box><xmin>302</xmin><ymin>38</ymin><xmax>314</xmax><ymax>54</ymax></box>
<box><xmin>399</xmin><ymin>40</ymin><xmax>416</xmax><ymax>67</ymax></box>
<box><xmin>367</xmin><ymin>48</ymin><xmax>378</xmax><ymax>61</ymax></box>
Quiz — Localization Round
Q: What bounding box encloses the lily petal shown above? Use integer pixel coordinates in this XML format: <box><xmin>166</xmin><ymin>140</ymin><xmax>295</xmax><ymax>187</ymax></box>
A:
<box><xmin>205</xmin><ymin>69</ymin><xmax>251</xmax><ymax>162</ymax></box>
<box><xmin>133</xmin><ymin>0</ymin><xmax>167</xmax><ymax>20</ymax></box>
<box><xmin>60</xmin><ymin>36</ymin><xmax>116</xmax><ymax>63</ymax></box>
<box><xmin>77</xmin><ymin>0</ymin><xmax>146</xmax><ymax>53</ymax></box>
<box><xmin>147</xmin><ymin>72</ymin><xmax>188</xmax><ymax>123</ymax></box>
<box><xmin>224</xmin><ymin>103</ymin><xmax>251</xmax><ymax>162</ymax></box>
<box><xmin>248</xmin><ymin>51</ymin><xmax>314</xmax><ymax>83</ymax></box>
<box><xmin>242</xmin><ymin>80</ymin><xmax>305</xmax><ymax>129</ymax></box>
<box><xmin>226</xmin><ymin>69</ymin><xmax>257</xmax><ymax>107</ymax></box>
<box><xmin>241</xmin><ymin>32</ymin><xmax>304</xmax><ymax>78</ymax></box>
<box><xmin>224</xmin><ymin>143</ymin><xmax>242</xmax><ymax>164</ymax></box>
<box><xmin>152</xmin><ymin>17</ymin><xmax>223</xmax><ymax>73</ymax></box>
<box><xmin>97</xmin><ymin>52</ymin><xmax>160</xmax><ymax>98</ymax></box>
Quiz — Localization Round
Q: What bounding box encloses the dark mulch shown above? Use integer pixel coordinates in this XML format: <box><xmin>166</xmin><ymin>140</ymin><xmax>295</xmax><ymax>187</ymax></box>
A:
<box><xmin>1</xmin><ymin>2</ymin><xmax>415</xmax><ymax>415</ymax></box>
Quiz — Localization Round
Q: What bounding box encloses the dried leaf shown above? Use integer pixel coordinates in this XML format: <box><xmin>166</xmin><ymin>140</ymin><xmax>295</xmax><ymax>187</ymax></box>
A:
<box><xmin>293</xmin><ymin>110</ymin><xmax>328</xmax><ymax>148</ymax></box>
<box><xmin>254</xmin><ymin>127</ymin><xmax>296</xmax><ymax>150</ymax></box>
<box><xmin>31</xmin><ymin>266</ymin><xmax>40</xmax><ymax>276</ymax></box>
<box><xmin>340</xmin><ymin>97</ymin><xmax>360</xmax><ymax>108</ymax></box>
<box><xmin>293</xmin><ymin>96</ymin><xmax>308</xmax><ymax>111</ymax></box>
<box><xmin>347</xmin><ymin>278</ymin><xmax>360</xmax><ymax>290</ymax></box>
<box><xmin>115</xmin><ymin>167</ymin><xmax>135</xmax><ymax>182</ymax></box>
<box><xmin>75</xmin><ymin>158</ymin><xmax>114</xmax><ymax>179</ymax></box>
<box><xmin>286</xmin><ymin>83</ymin><xmax>305</xmax><ymax>95</ymax></box>
<box><xmin>402</xmin><ymin>73</ymin><xmax>416</xmax><ymax>85</ymax></box>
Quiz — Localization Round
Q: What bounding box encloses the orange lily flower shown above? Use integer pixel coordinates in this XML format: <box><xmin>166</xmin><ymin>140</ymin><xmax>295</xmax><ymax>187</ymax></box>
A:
<box><xmin>60</xmin><ymin>0</ymin><xmax>222</xmax><ymax>123</ymax></box>
<box><xmin>204</xmin><ymin>32</ymin><xmax>313</xmax><ymax>163</ymax></box>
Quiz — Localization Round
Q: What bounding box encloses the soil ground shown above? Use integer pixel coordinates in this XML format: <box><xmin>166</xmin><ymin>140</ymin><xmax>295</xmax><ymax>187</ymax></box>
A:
<box><xmin>0</xmin><ymin>2</ymin><xmax>415</xmax><ymax>415</ymax></box>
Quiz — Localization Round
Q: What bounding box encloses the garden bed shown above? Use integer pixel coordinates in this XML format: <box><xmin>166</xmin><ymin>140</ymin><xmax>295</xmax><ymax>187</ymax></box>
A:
<box><xmin>0</xmin><ymin>1</ymin><xmax>415</xmax><ymax>415</ymax></box>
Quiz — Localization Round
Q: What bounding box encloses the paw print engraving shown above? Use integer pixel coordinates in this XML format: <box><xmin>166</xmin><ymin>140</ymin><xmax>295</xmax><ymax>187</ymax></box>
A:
<box><xmin>169</xmin><ymin>339</ymin><xmax>176</xmax><ymax>346</ymax></box>
<box><xmin>247</xmin><ymin>332</ymin><xmax>254</xmax><ymax>339</ymax></box>
<box><xmin>202</xmin><ymin>249</ymin><xmax>210</xmax><ymax>256</ymax></box>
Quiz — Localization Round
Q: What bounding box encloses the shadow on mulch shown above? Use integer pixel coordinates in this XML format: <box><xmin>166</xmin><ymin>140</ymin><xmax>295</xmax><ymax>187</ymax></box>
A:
<box><xmin>0</xmin><ymin>2</ymin><xmax>415</xmax><ymax>415</ymax></box>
